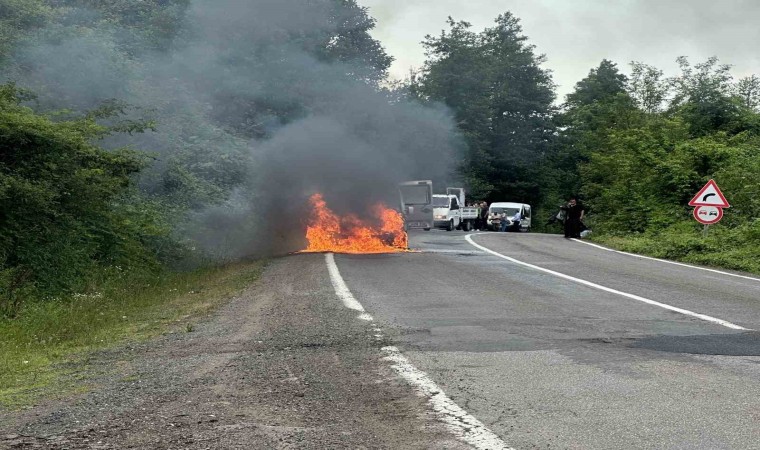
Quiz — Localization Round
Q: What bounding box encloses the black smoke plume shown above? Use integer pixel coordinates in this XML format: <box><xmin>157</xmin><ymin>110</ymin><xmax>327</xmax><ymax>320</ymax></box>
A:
<box><xmin>2</xmin><ymin>0</ymin><xmax>462</xmax><ymax>257</ymax></box>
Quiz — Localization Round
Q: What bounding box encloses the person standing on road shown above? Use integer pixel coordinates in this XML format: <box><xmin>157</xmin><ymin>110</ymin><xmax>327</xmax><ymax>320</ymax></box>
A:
<box><xmin>512</xmin><ymin>210</ymin><xmax>522</xmax><ymax>231</ymax></box>
<box><xmin>562</xmin><ymin>197</ymin><xmax>585</xmax><ymax>238</ymax></box>
<box><xmin>499</xmin><ymin>210</ymin><xmax>511</xmax><ymax>232</ymax></box>
<box><xmin>479</xmin><ymin>202</ymin><xmax>489</xmax><ymax>231</ymax></box>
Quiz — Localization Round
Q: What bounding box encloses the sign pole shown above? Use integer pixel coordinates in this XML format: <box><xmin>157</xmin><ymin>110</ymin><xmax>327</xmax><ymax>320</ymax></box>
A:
<box><xmin>702</xmin><ymin>224</ymin><xmax>710</xmax><ymax>238</ymax></box>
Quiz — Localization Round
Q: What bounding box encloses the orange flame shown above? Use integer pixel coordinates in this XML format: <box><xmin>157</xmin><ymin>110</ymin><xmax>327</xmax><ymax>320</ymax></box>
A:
<box><xmin>303</xmin><ymin>193</ymin><xmax>408</xmax><ymax>254</ymax></box>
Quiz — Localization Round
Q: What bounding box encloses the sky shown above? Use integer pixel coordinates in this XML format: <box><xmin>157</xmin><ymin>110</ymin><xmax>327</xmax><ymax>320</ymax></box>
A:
<box><xmin>359</xmin><ymin>0</ymin><xmax>760</xmax><ymax>101</ymax></box>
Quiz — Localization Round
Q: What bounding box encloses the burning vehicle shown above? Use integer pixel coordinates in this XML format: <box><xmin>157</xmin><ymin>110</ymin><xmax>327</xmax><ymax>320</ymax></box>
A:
<box><xmin>302</xmin><ymin>193</ymin><xmax>408</xmax><ymax>254</ymax></box>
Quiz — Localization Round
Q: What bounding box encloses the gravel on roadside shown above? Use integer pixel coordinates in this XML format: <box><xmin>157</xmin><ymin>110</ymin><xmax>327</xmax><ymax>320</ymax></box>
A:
<box><xmin>1</xmin><ymin>254</ymin><xmax>467</xmax><ymax>449</ymax></box>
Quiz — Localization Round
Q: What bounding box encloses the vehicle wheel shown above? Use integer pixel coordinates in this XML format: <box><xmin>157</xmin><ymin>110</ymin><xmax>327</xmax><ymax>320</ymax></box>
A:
<box><xmin>446</xmin><ymin>220</ymin><xmax>454</xmax><ymax>231</ymax></box>
<box><xmin>423</xmin><ymin>227</ymin><xmax>431</xmax><ymax>231</ymax></box>
<box><xmin>462</xmin><ymin>221</ymin><xmax>472</xmax><ymax>232</ymax></box>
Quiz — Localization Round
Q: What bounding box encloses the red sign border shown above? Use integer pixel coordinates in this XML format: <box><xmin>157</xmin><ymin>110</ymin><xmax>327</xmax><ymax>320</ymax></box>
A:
<box><xmin>688</xmin><ymin>179</ymin><xmax>730</xmax><ymax>208</ymax></box>
<box><xmin>693</xmin><ymin>205</ymin><xmax>724</xmax><ymax>225</ymax></box>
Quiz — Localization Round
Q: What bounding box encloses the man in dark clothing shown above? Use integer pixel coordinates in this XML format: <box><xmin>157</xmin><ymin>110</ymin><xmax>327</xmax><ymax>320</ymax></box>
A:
<box><xmin>479</xmin><ymin>201</ymin><xmax>489</xmax><ymax>231</ymax></box>
<box><xmin>562</xmin><ymin>197</ymin><xmax>585</xmax><ymax>238</ymax></box>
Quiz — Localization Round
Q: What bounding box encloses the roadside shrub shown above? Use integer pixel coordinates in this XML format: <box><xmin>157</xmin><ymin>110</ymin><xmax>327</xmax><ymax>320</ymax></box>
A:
<box><xmin>0</xmin><ymin>84</ymin><xmax>170</xmax><ymax>315</ymax></box>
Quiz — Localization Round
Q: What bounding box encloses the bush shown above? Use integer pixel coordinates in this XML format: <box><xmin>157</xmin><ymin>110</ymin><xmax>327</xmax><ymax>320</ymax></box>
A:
<box><xmin>0</xmin><ymin>84</ymin><xmax>170</xmax><ymax>315</ymax></box>
<box><xmin>594</xmin><ymin>219</ymin><xmax>760</xmax><ymax>274</ymax></box>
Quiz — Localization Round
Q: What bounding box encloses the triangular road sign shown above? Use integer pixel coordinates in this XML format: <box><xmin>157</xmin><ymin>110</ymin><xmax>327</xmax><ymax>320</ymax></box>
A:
<box><xmin>689</xmin><ymin>179</ymin><xmax>730</xmax><ymax>208</ymax></box>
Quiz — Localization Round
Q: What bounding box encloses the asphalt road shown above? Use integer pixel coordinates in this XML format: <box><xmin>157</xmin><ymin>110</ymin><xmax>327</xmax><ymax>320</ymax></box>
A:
<box><xmin>335</xmin><ymin>230</ymin><xmax>760</xmax><ymax>449</ymax></box>
<box><xmin>4</xmin><ymin>231</ymin><xmax>758</xmax><ymax>449</ymax></box>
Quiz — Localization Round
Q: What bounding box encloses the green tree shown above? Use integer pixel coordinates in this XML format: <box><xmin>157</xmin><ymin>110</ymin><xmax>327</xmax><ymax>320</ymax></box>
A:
<box><xmin>566</xmin><ymin>59</ymin><xmax>628</xmax><ymax>108</ymax></box>
<box><xmin>554</xmin><ymin>60</ymin><xmax>643</xmax><ymax>202</ymax></box>
<box><xmin>734</xmin><ymin>75</ymin><xmax>760</xmax><ymax>111</ymax></box>
<box><xmin>416</xmin><ymin>12</ymin><xmax>555</xmax><ymax>202</ymax></box>
<box><xmin>0</xmin><ymin>84</ymin><xmax>165</xmax><ymax>313</ymax></box>
<box><xmin>628</xmin><ymin>61</ymin><xmax>669</xmax><ymax>114</ymax></box>
<box><xmin>313</xmin><ymin>0</ymin><xmax>394</xmax><ymax>84</ymax></box>
<box><xmin>49</xmin><ymin>0</ymin><xmax>191</xmax><ymax>50</ymax></box>
<box><xmin>668</xmin><ymin>57</ymin><xmax>747</xmax><ymax>137</ymax></box>
<box><xmin>0</xmin><ymin>0</ymin><xmax>51</xmax><ymax>59</ymax></box>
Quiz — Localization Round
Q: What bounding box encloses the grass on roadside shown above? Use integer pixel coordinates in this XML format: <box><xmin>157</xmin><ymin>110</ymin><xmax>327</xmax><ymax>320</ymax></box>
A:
<box><xmin>590</xmin><ymin>221</ymin><xmax>760</xmax><ymax>275</ymax></box>
<box><xmin>0</xmin><ymin>259</ymin><xmax>265</xmax><ymax>408</ymax></box>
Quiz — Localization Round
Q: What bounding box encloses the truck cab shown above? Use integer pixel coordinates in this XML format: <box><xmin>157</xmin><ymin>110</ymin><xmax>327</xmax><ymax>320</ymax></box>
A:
<box><xmin>432</xmin><ymin>194</ymin><xmax>461</xmax><ymax>231</ymax></box>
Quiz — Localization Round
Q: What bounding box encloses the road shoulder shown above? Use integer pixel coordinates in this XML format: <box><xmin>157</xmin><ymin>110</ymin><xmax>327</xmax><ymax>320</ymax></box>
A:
<box><xmin>2</xmin><ymin>254</ymin><xmax>466</xmax><ymax>449</ymax></box>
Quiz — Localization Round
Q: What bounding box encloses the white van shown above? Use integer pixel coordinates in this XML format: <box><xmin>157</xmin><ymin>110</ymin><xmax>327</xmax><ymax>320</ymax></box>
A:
<box><xmin>487</xmin><ymin>202</ymin><xmax>532</xmax><ymax>232</ymax></box>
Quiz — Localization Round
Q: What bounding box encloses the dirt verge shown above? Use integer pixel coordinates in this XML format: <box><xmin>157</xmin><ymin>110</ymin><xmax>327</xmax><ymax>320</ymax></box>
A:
<box><xmin>1</xmin><ymin>254</ymin><xmax>466</xmax><ymax>449</ymax></box>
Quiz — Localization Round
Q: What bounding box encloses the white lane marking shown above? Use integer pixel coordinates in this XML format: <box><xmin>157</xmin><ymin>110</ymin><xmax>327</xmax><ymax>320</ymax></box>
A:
<box><xmin>326</xmin><ymin>253</ymin><xmax>371</xmax><ymax>316</ymax></box>
<box><xmin>382</xmin><ymin>346</ymin><xmax>512</xmax><ymax>450</ymax></box>
<box><xmin>465</xmin><ymin>234</ymin><xmax>750</xmax><ymax>331</ymax></box>
<box><xmin>325</xmin><ymin>253</ymin><xmax>512</xmax><ymax>450</ymax></box>
<box><xmin>571</xmin><ymin>239</ymin><xmax>760</xmax><ymax>283</ymax></box>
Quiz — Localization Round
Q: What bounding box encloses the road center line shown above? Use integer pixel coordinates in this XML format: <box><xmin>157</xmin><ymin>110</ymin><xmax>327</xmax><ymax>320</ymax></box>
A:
<box><xmin>465</xmin><ymin>234</ymin><xmax>750</xmax><ymax>331</ymax></box>
<box><xmin>571</xmin><ymin>238</ymin><xmax>760</xmax><ymax>283</ymax></box>
<box><xmin>324</xmin><ymin>253</ymin><xmax>512</xmax><ymax>450</ymax></box>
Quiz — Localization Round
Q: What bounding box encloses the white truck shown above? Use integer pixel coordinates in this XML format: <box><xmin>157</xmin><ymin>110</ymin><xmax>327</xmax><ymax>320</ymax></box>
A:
<box><xmin>432</xmin><ymin>188</ymin><xmax>480</xmax><ymax>231</ymax></box>
<box><xmin>399</xmin><ymin>184</ymin><xmax>479</xmax><ymax>232</ymax></box>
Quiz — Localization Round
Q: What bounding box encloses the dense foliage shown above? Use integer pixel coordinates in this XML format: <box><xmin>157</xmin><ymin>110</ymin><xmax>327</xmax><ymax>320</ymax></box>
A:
<box><xmin>0</xmin><ymin>85</ymin><xmax>171</xmax><ymax>314</ymax></box>
<box><xmin>552</xmin><ymin>58</ymin><xmax>759</xmax><ymax>271</ymax></box>
<box><xmin>0</xmin><ymin>0</ymin><xmax>51</xmax><ymax>60</ymax></box>
<box><xmin>412</xmin><ymin>14</ymin><xmax>556</xmax><ymax>202</ymax></box>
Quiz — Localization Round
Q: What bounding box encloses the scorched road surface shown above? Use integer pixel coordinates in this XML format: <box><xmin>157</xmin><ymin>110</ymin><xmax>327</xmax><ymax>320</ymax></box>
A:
<box><xmin>336</xmin><ymin>231</ymin><xmax>760</xmax><ymax>449</ymax></box>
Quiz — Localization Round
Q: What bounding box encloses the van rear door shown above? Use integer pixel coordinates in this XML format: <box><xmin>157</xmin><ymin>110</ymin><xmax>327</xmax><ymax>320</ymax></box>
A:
<box><xmin>522</xmin><ymin>204</ymin><xmax>532</xmax><ymax>231</ymax></box>
<box><xmin>399</xmin><ymin>181</ymin><xmax>434</xmax><ymax>230</ymax></box>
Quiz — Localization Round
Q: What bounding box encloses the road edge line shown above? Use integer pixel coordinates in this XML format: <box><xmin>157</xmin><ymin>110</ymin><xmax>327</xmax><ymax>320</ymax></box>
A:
<box><xmin>324</xmin><ymin>253</ymin><xmax>513</xmax><ymax>450</ymax></box>
<box><xmin>571</xmin><ymin>239</ymin><xmax>760</xmax><ymax>283</ymax></box>
<box><xmin>326</xmin><ymin>253</ymin><xmax>372</xmax><ymax>319</ymax></box>
<box><xmin>465</xmin><ymin>235</ymin><xmax>750</xmax><ymax>331</ymax></box>
<box><xmin>382</xmin><ymin>346</ymin><xmax>512</xmax><ymax>450</ymax></box>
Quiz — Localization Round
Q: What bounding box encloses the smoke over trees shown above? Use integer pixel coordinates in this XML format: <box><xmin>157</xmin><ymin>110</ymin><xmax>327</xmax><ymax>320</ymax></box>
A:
<box><xmin>0</xmin><ymin>0</ymin><xmax>462</xmax><ymax>304</ymax></box>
